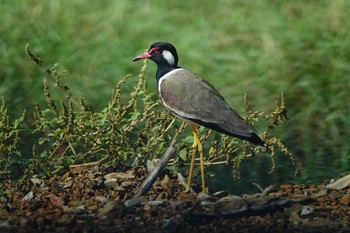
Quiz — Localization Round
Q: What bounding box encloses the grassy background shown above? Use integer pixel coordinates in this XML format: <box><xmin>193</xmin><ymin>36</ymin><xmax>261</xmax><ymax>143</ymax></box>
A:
<box><xmin>1</xmin><ymin>0</ymin><xmax>350</xmax><ymax>193</ymax></box>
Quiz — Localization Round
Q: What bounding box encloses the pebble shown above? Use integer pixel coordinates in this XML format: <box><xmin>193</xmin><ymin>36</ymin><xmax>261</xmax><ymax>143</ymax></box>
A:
<box><xmin>328</xmin><ymin>190</ymin><xmax>343</xmax><ymax>199</ymax></box>
<box><xmin>339</xmin><ymin>194</ymin><xmax>350</xmax><ymax>206</ymax></box>
<box><xmin>4</xmin><ymin>165</ymin><xmax>350</xmax><ymax>232</ymax></box>
<box><xmin>95</xmin><ymin>196</ymin><xmax>109</xmax><ymax>203</ymax></box>
<box><xmin>57</xmin><ymin>214</ymin><xmax>74</xmax><ymax>225</ymax></box>
<box><xmin>87</xmin><ymin>205</ymin><xmax>99</xmax><ymax>212</ymax></box>
<box><xmin>30</xmin><ymin>177</ymin><xmax>43</xmax><ymax>187</ymax></box>
<box><xmin>314</xmin><ymin>188</ymin><xmax>328</xmax><ymax>198</ymax></box>
<box><xmin>121</xmin><ymin>180</ymin><xmax>132</xmax><ymax>187</ymax></box>
<box><xmin>300</xmin><ymin>205</ymin><xmax>314</xmax><ymax>216</ymax></box>
<box><xmin>146</xmin><ymin>159</ymin><xmax>159</xmax><ymax>172</ymax></box>
<box><xmin>125</xmin><ymin>198</ymin><xmax>141</xmax><ymax>207</ymax></box>
<box><xmin>217</xmin><ymin>195</ymin><xmax>243</xmax><ymax>203</ymax></box>
<box><xmin>280</xmin><ymin>184</ymin><xmax>293</xmax><ymax>190</ymax></box>
<box><xmin>146</xmin><ymin>200</ymin><xmax>166</xmax><ymax>206</ymax></box>
<box><xmin>72</xmin><ymin>205</ymin><xmax>86</xmax><ymax>214</ymax></box>
<box><xmin>288</xmin><ymin>211</ymin><xmax>302</xmax><ymax>225</ymax></box>
<box><xmin>0</xmin><ymin>220</ymin><xmax>9</xmax><ymax>228</ymax></box>
<box><xmin>22</xmin><ymin>191</ymin><xmax>34</xmax><ymax>201</ymax></box>
<box><xmin>104</xmin><ymin>179</ymin><xmax>120</xmax><ymax>189</ymax></box>
<box><xmin>104</xmin><ymin>171</ymin><xmax>133</xmax><ymax>180</ymax></box>
<box><xmin>19</xmin><ymin>218</ymin><xmax>28</xmax><ymax>226</ymax></box>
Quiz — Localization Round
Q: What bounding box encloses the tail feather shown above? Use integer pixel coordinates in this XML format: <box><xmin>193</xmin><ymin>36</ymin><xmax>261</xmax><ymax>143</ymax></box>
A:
<box><xmin>247</xmin><ymin>132</ymin><xmax>265</xmax><ymax>149</ymax></box>
<box><xmin>185</xmin><ymin>117</ymin><xmax>265</xmax><ymax>148</ymax></box>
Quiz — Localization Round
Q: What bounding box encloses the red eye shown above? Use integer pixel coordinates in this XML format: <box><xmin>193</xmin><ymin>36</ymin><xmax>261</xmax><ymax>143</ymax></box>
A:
<box><xmin>149</xmin><ymin>47</ymin><xmax>161</xmax><ymax>54</ymax></box>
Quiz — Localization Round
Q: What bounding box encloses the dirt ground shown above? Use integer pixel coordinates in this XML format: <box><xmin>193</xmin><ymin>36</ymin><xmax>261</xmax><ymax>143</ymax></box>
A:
<box><xmin>1</xmin><ymin>164</ymin><xmax>350</xmax><ymax>233</ymax></box>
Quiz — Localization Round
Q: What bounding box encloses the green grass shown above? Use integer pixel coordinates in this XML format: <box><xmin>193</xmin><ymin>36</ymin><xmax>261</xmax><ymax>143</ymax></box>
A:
<box><xmin>1</xmin><ymin>0</ymin><xmax>350</xmax><ymax>192</ymax></box>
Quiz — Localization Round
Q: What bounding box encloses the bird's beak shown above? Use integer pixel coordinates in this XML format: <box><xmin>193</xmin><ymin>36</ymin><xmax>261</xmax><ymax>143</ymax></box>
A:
<box><xmin>132</xmin><ymin>51</ymin><xmax>152</xmax><ymax>62</ymax></box>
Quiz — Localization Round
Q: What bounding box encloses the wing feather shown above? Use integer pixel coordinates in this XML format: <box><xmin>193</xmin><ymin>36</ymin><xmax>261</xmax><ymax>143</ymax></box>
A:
<box><xmin>159</xmin><ymin>69</ymin><xmax>256</xmax><ymax>137</ymax></box>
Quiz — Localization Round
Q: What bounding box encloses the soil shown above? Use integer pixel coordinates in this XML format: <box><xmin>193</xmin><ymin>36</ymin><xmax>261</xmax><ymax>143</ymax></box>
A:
<box><xmin>1</xmin><ymin>164</ymin><xmax>350</xmax><ymax>233</ymax></box>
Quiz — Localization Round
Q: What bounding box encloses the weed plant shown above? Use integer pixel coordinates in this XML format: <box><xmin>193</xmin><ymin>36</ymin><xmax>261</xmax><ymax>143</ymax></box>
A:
<box><xmin>1</xmin><ymin>0</ymin><xmax>349</xmax><ymax>190</ymax></box>
<box><xmin>0</xmin><ymin>45</ymin><xmax>297</xmax><ymax>192</ymax></box>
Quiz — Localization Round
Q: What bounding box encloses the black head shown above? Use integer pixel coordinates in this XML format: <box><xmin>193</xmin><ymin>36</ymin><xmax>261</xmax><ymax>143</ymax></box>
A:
<box><xmin>132</xmin><ymin>42</ymin><xmax>179</xmax><ymax>67</ymax></box>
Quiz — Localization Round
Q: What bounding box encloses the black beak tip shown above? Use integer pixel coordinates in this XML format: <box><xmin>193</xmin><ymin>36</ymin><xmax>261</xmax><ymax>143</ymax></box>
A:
<box><xmin>132</xmin><ymin>57</ymin><xmax>140</xmax><ymax>62</ymax></box>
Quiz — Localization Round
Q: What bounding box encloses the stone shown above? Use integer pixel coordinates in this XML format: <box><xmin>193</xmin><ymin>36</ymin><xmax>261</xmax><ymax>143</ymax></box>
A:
<box><xmin>326</xmin><ymin>174</ymin><xmax>350</xmax><ymax>190</ymax></box>
<box><xmin>339</xmin><ymin>194</ymin><xmax>350</xmax><ymax>206</ymax></box>
<box><xmin>21</xmin><ymin>191</ymin><xmax>34</xmax><ymax>201</ymax></box>
<box><xmin>314</xmin><ymin>188</ymin><xmax>328</xmax><ymax>198</ymax></box>
<box><xmin>104</xmin><ymin>171</ymin><xmax>133</xmax><ymax>180</ymax></box>
<box><xmin>300</xmin><ymin>205</ymin><xmax>314</xmax><ymax>216</ymax></box>
<box><xmin>104</xmin><ymin>179</ymin><xmax>120</xmax><ymax>189</ymax></box>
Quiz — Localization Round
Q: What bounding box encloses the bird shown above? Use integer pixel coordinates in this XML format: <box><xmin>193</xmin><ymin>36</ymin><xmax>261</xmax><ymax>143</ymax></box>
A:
<box><xmin>132</xmin><ymin>42</ymin><xmax>264</xmax><ymax>193</ymax></box>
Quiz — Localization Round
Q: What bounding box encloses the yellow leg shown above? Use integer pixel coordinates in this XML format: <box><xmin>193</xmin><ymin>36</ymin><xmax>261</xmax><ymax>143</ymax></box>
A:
<box><xmin>184</xmin><ymin>138</ymin><xmax>197</xmax><ymax>193</ymax></box>
<box><xmin>184</xmin><ymin>124</ymin><xmax>206</xmax><ymax>193</ymax></box>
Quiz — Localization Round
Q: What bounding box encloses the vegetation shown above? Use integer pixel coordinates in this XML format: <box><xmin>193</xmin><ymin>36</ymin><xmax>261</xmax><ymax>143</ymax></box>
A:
<box><xmin>0</xmin><ymin>45</ymin><xmax>295</xmax><ymax>193</ymax></box>
<box><xmin>0</xmin><ymin>1</ymin><xmax>349</xmax><ymax>192</ymax></box>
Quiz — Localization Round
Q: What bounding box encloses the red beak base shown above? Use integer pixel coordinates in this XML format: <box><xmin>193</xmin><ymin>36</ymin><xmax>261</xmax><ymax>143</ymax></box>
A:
<box><xmin>132</xmin><ymin>52</ymin><xmax>152</xmax><ymax>62</ymax></box>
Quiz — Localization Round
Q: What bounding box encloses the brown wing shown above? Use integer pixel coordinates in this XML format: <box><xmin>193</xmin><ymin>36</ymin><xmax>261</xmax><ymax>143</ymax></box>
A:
<box><xmin>159</xmin><ymin>68</ymin><xmax>256</xmax><ymax>137</ymax></box>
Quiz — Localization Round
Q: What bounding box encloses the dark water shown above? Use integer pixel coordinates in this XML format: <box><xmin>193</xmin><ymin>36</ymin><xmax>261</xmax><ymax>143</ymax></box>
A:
<box><xmin>203</xmin><ymin>153</ymin><xmax>347</xmax><ymax>195</ymax></box>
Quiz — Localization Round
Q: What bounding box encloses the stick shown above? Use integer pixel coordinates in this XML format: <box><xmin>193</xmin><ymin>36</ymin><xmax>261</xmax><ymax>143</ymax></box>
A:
<box><xmin>132</xmin><ymin>141</ymin><xmax>176</xmax><ymax>198</ymax></box>
<box><xmin>177</xmin><ymin>173</ymin><xmax>196</xmax><ymax>194</ymax></box>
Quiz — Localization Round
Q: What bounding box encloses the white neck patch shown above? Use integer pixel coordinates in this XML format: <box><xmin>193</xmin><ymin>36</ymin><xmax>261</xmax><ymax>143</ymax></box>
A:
<box><xmin>162</xmin><ymin>50</ymin><xmax>175</xmax><ymax>65</ymax></box>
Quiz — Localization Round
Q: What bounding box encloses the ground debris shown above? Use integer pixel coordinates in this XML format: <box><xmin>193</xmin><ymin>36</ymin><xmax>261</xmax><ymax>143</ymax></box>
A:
<box><xmin>1</xmin><ymin>166</ymin><xmax>350</xmax><ymax>233</ymax></box>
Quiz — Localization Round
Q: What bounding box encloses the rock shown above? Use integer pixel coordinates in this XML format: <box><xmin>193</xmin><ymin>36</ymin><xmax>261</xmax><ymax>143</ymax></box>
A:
<box><xmin>217</xmin><ymin>195</ymin><xmax>243</xmax><ymax>203</ymax></box>
<box><xmin>326</xmin><ymin>174</ymin><xmax>350</xmax><ymax>190</ymax></box>
<box><xmin>197</xmin><ymin>192</ymin><xmax>210</xmax><ymax>201</ymax></box>
<box><xmin>30</xmin><ymin>177</ymin><xmax>44</xmax><ymax>187</ymax></box>
<box><xmin>314</xmin><ymin>188</ymin><xmax>328</xmax><ymax>197</ymax></box>
<box><xmin>125</xmin><ymin>198</ymin><xmax>143</xmax><ymax>207</ymax></box>
<box><xmin>0</xmin><ymin>220</ymin><xmax>10</xmax><ymax>228</ymax></box>
<box><xmin>263</xmin><ymin>185</ymin><xmax>277</xmax><ymax>195</ymax></box>
<box><xmin>280</xmin><ymin>184</ymin><xmax>293</xmax><ymax>190</ymax></box>
<box><xmin>97</xmin><ymin>201</ymin><xmax>117</xmax><ymax>218</ymax></box>
<box><xmin>57</xmin><ymin>214</ymin><xmax>73</xmax><ymax>225</ymax></box>
<box><xmin>72</xmin><ymin>205</ymin><xmax>86</xmax><ymax>214</ymax></box>
<box><xmin>95</xmin><ymin>196</ymin><xmax>109</xmax><ymax>203</ymax></box>
<box><xmin>328</xmin><ymin>190</ymin><xmax>343</xmax><ymax>200</ymax></box>
<box><xmin>288</xmin><ymin>211</ymin><xmax>302</xmax><ymax>225</ymax></box>
<box><xmin>121</xmin><ymin>180</ymin><xmax>132</xmax><ymax>188</ymax></box>
<box><xmin>245</xmin><ymin>196</ymin><xmax>270</xmax><ymax>206</ymax></box>
<box><xmin>104</xmin><ymin>171</ymin><xmax>133</xmax><ymax>180</ymax></box>
<box><xmin>104</xmin><ymin>179</ymin><xmax>120</xmax><ymax>189</ymax></box>
<box><xmin>19</xmin><ymin>218</ymin><xmax>28</xmax><ymax>226</ymax></box>
<box><xmin>50</xmin><ymin>195</ymin><xmax>64</xmax><ymax>208</ymax></box>
<box><xmin>87</xmin><ymin>205</ymin><xmax>98</xmax><ymax>212</ymax></box>
<box><xmin>339</xmin><ymin>194</ymin><xmax>350</xmax><ymax>206</ymax></box>
<box><xmin>0</xmin><ymin>208</ymin><xmax>9</xmax><ymax>219</ymax></box>
<box><xmin>162</xmin><ymin>217</ymin><xmax>182</xmax><ymax>230</ymax></box>
<box><xmin>146</xmin><ymin>159</ymin><xmax>159</xmax><ymax>173</ymax></box>
<box><xmin>22</xmin><ymin>191</ymin><xmax>34</xmax><ymax>201</ymax></box>
<box><xmin>295</xmin><ymin>219</ymin><xmax>341</xmax><ymax>232</ymax></box>
<box><xmin>215</xmin><ymin>195</ymin><xmax>246</xmax><ymax>211</ymax></box>
<box><xmin>146</xmin><ymin>200</ymin><xmax>166</xmax><ymax>206</ymax></box>
<box><xmin>160</xmin><ymin>175</ymin><xmax>174</xmax><ymax>191</ymax></box>
<box><xmin>300</xmin><ymin>205</ymin><xmax>314</xmax><ymax>216</ymax></box>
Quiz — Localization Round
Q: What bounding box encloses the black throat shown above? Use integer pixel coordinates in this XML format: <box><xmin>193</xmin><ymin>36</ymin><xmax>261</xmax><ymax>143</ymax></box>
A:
<box><xmin>155</xmin><ymin>66</ymin><xmax>180</xmax><ymax>84</ymax></box>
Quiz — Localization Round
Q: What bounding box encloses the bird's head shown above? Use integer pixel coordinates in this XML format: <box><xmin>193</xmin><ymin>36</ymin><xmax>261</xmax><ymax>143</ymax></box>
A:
<box><xmin>132</xmin><ymin>42</ymin><xmax>179</xmax><ymax>67</ymax></box>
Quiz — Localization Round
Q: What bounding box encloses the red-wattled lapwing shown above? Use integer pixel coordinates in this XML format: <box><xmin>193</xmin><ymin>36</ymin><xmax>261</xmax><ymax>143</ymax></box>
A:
<box><xmin>132</xmin><ymin>42</ymin><xmax>264</xmax><ymax>193</ymax></box>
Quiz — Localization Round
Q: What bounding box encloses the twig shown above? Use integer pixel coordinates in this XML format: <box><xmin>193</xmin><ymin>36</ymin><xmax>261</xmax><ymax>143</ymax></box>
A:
<box><xmin>132</xmin><ymin>140</ymin><xmax>176</xmax><ymax>198</ymax></box>
<box><xmin>25</xmin><ymin>44</ymin><xmax>83</xmax><ymax>111</ymax></box>
<box><xmin>177</xmin><ymin>173</ymin><xmax>196</xmax><ymax>194</ymax></box>
<box><xmin>69</xmin><ymin>154</ymin><xmax>109</xmax><ymax>168</ymax></box>
<box><xmin>188</xmin><ymin>196</ymin><xmax>313</xmax><ymax>221</ymax></box>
